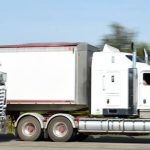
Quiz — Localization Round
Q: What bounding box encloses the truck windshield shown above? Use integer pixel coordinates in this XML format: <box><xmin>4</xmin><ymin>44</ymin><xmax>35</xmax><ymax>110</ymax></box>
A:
<box><xmin>126</xmin><ymin>55</ymin><xmax>144</xmax><ymax>63</ymax></box>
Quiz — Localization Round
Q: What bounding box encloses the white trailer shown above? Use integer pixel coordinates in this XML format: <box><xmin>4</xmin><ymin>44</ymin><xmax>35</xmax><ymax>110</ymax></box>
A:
<box><xmin>0</xmin><ymin>43</ymin><xmax>96</xmax><ymax>112</ymax></box>
<box><xmin>1</xmin><ymin>42</ymin><xmax>150</xmax><ymax>142</ymax></box>
<box><xmin>0</xmin><ymin>43</ymin><xmax>97</xmax><ymax>141</ymax></box>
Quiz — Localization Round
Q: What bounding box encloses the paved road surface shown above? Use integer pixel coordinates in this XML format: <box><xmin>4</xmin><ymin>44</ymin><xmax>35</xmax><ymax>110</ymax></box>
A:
<box><xmin>0</xmin><ymin>134</ymin><xmax>150</xmax><ymax>150</ymax></box>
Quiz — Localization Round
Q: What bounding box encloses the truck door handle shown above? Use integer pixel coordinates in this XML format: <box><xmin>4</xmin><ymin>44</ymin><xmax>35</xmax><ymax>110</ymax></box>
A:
<box><xmin>107</xmin><ymin>99</ymin><xmax>110</xmax><ymax>104</ymax></box>
<box><xmin>102</xmin><ymin>75</ymin><xmax>105</xmax><ymax>91</ymax></box>
<box><xmin>143</xmin><ymin>99</ymin><xmax>146</xmax><ymax>104</ymax></box>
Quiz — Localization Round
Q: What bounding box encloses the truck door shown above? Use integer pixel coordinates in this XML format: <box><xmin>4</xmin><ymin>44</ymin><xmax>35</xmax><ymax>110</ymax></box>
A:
<box><xmin>139</xmin><ymin>72</ymin><xmax>150</xmax><ymax>107</ymax></box>
<box><xmin>104</xmin><ymin>72</ymin><xmax>121</xmax><ymax>107</ymax></box>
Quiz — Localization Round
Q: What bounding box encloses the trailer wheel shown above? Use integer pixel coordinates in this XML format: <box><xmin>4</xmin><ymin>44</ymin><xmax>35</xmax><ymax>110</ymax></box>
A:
<box><xmin>47</xmin><ymin>116</ymin><xmax>73</xmax><ymax>142</ymax></box>
<box><xmin>17</xmin><ymin>116</ymin><xmax>41</xmax><ymax>141</ymax></box>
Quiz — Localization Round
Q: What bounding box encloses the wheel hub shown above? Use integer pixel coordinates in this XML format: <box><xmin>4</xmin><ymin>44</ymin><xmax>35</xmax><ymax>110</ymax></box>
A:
<box><xmin>59</xmin><ymin>126</ymin><xmax>65</xmax><ymax>133</ymax></box>
<box><xmin>53</xmin><ymin>122</ymin><xmax>68</xmax><ymax>137</ymax></box>
<box><xmin>22</xmin><ymin>123</ymin><xmax>36</xmax><ymax>137</ymax></box>
<box><xmin>27</xmin><ymin>125</ymin><xmax>34</xmax><ymax>133</ymax></box>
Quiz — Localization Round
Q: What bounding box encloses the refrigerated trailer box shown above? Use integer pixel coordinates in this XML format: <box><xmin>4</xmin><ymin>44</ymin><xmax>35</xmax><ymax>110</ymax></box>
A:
<box><xmin>0</xmin><ymin>43</ymin><xmax>98</xmax><ymax>112</ymax></box>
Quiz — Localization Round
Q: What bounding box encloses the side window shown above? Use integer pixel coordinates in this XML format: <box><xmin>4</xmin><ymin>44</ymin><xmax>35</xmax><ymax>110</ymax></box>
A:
<box><xmin>143</xmin><ymin>73</ymin><xmax>150</xmax><ymax>85</ymax></box>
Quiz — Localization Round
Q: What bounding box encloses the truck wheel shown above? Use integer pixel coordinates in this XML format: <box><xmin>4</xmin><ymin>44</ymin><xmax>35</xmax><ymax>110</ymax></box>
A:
<box><xmin>47</xmin><ymin>116</ymin><xmax>73</xmax><ymax>142</ymax></box>
<box><xmin>17</xmin><ymin>116</ymin><xmax>41</xmax><ymax>141</ymax></box>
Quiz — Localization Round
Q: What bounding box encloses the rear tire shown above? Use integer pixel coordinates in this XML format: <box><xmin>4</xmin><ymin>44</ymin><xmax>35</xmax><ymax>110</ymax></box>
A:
<box><xmin>47</xmin><ymin>116</ymin><xmax>73</xmax><ymax>142</ymax></box>
<box><xmin>17</xmin><ymin>116</ymin><xmax>41</xmax><ymax>141</ymax></box>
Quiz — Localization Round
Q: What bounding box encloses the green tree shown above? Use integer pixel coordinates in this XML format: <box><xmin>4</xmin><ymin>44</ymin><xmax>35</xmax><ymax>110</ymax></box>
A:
<box><xmin>100</xmin><ymin>23</ymin><xmax>150</xmax><ymax>59</ymax></box>
<box><xmin>101</xmin><ymin>23</ymin><xmax>136</xmax><ymax>52</ymax></box>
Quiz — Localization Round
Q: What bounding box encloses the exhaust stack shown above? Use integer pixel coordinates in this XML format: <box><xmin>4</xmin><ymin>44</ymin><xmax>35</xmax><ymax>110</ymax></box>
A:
<box><xmin>144</xmin><ymin>48</ymin><xmax>148</xmax><ymax>64</ymax></box>
<box><xmin>131</xmin><ymin>42</ymin><xmax>138</xmax><ymax>115</ymax></box>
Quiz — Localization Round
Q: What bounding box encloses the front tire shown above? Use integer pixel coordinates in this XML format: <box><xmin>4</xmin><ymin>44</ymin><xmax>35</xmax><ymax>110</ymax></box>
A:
<box><xmin>47</xmin><ymin>116</ymin><xmax>73</xmax><ymax>142</ymax></box>
<box><xmin>17</xmin><ymin>116</ymin><xmax>42</xmax><ymax>141</ymax></box>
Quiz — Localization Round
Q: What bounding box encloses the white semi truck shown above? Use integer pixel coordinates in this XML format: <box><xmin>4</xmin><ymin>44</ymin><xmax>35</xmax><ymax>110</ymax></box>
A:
<box><xmin>0</xmin><ymin>42</ymin><xmax>150</xmax><ymax>142</ymax></box>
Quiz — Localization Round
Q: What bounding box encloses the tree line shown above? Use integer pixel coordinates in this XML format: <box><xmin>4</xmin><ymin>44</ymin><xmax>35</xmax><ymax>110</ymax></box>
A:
<box><xmin>99</xmin><ymin>23</ymin><xmax>150</xmax><ymax>60</ymax></box>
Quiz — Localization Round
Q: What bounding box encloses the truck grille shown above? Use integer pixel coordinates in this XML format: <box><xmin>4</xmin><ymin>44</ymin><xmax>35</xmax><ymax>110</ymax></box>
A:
<box><xmin>0</xmin><ymin>88</ymin><xmax>6</xmax><ymax>118</ymax></box>
<box><xmin>0</xmin><ymin>87</ymin><xmax>7</xmax><ymax>134</ymax></box>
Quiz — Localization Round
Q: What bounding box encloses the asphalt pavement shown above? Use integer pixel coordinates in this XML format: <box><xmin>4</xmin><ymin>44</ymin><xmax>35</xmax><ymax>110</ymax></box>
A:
<box><xmin>0</xmin><ymin>134</ymin><xmax>150</xmax><ymax>150</ymax></box>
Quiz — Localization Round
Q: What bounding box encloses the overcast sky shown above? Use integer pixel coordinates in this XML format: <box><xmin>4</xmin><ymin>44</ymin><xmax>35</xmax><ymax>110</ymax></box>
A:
<box><xmin>0</xmin><ymin>0</ymin><xmax>149</xmax><ymax>45</ymax></box>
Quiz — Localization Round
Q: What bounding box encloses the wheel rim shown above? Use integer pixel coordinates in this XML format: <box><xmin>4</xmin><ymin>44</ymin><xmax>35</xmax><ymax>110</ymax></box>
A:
<box><xmin>22</xmin><ymin>122</ymin><xmax>36</xmax><ymax>137</ymax></box>
<box><xmin>53</xmin><ymin>122</ymin><xmax>68</xmax><ymax>138</ymax></box>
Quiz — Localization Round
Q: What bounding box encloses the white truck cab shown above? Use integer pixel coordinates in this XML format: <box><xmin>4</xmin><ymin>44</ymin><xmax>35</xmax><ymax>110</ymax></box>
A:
<box><xmin>91</xmin><ymin>44</ymin><xmax>150</xmax><ymax>118</ymax></box>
